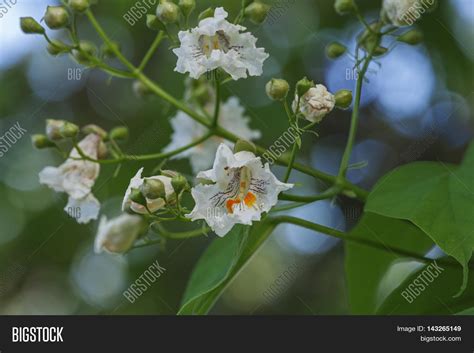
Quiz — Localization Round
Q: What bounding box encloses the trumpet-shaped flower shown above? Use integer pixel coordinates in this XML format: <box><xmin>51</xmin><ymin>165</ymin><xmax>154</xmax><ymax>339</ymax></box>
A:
<box><xmin>173</xmin><ymin>7</ymin><xmax>269</xmax><ymax>80</ymax></box>
<box><xmin>94</xmin><ymin>214</ymin><xmax>145</xmax><ymax>254</ymax></box>
<box><xmin>39</xmin><ymin>133</ymin><xmax>101</xmax><ymax>224</ymax></box>
<box><xmin>187</xmin><ymin>144</ymin><xmax>292</xmax><ymax>236</ymax></box>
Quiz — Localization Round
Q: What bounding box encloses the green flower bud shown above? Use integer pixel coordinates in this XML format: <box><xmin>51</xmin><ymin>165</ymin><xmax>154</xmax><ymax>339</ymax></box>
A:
<box><xmin>244</xmin><ymin>1</ymin><xmax>270</xmax><ymax>24</ymax></box>
<box><xmin>296</xmin><ymin>76</ymin><xmax>314</xmax><ymax>97</ymax></box>
<box><xmin>109</xmin><ymin>126</ymin><xmax>129</xmax><ymax>141</ymax></box>
<box><xmin>141</xmin><ymin>178</ymin><xmax>166</xmax><ymax>200</ymax></box>
<box><xmin>101</xmin><ymin>41</ymin><xmax>121</xmax><ymax>58</ymax></box>
<box><xmin>32</xmin><ymin>134</ymin><xmax>55</xmax><ymax>149</ymax></box>
<box><xmin>146</xmin><ymin>14</ymin><xmax>166</xmax><ymax>31</ymax></box>
<box><xmin>234</xmin><ymin>139</ymin><xmax>257</xmax><ymax>154</ymax></box>
<box><xmin>179</xmin><ymin>0</ymin><xmax>195</xmax><ymax>18</ymax></box>
<box><xmin>46</xmin><ymin>119</ymin><xmax>67</xmax><ymax>140</ymax></box>
<box><xmin>47</xmin><ymin>40</ymin><xmax>70</xmax><ymax>56</ymax></box>
<box><xmin>171</xmin><ymin>174</ymin><xmax>190</xmax><ymax>194</ymax></box>
<box><xmin>397</xmin><ymin>29</ymin><xmax>424</xmax><ymax>45</ymax></box>
<box><xmin>130</xmin><ymin>187</ymin><xmax>147</xmax><ymax>206</ymax></box>
<box><xmin>68</xmin><ymin>0</ymin><xmax>90</xmax><ymax>13</ymax></box>
<box><xmin>373</xmin><ymin>46</ymin><xmax>388</xmax><ymax>56</ymax></box>
<box><xmin>198</xmin><ymin>7</ymin><xmax>214</xmax><ymax>21</ymax></box>
<box><xmin>20</xmin><ymin>17</ymin><xmax>45</xmax><ymax>34</ymax></box>
<box><xmin>133</xmin><ymin>80</ymin><xmax>152</xmax><ymax>98</ymax></box>
<box><xmin>72</xmin><ymin>40</ymin><xmax>97</xmax><ymax>65</ymax></box>
<box><xmin>161</xmin><ymin>170</ymin><xmax>178</xmax><ymax>178</ymax></box>
<box><xmin>334</xmin><ymin>0</ymin><xmax>356</xmax><ymax>15</ymax></box>
<box><xmin>60</xmin><ymin>122</ymin><xmax>79</xmax><ymax>138</ymax></box>
<box><xmin>326</xmin><ymin>42</ymin><xmax>347</xmax><ymax>59</ymax></box>
<box><xmin>156</xmin><ymin>1</ymin><xmax>180</xmax><ymax>24</ymax></box>
<box><xmin>265</xmin><ymin>78</ymin><xmax>289</xmax><ymax>101</ymax></box>
<box><xmin>82</xmin><ymin>124</ymin><xmax>108</xmax><ymax>139</ymax></box>
<box><xmin>44</xmin><ymin>6</ymin><xmax>70</xmax><ymax>29</ymax></box>
<box><xmin>334</xmin><ymin>89</ymin><xmax>353</xmax><ymax>109</ymax></box>
<box><xmin>98</xmin><ymin>141</ymin><xmax>108</xmax><ymax>159</ymax></box>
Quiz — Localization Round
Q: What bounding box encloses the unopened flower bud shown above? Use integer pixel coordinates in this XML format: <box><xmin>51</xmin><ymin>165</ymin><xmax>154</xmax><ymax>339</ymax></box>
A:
<box><xmin>94</xmin><ymin>214</ymin><xmax>145</xmax><ymax>254</ymax></box>
<box><xmin>334</xmin><ymin>0</ymin><xmax>356</xmax><ymax>15</ymax></box>
<box><xmin>20</xmin><ymin>17</ymin><xmax>45</xmax><ymax>34</ymax></box>
<box><xmin>146</xmin><ymin>14</ymin><xmax>166</xmax><ymax>31</ymax></box>
<box><xmin>198</xmin><ymin>7</ymin><xmax>214</xmax><ymax>21</ymax></box>
<box><xmin>101</xmin><ymin>41</ymin><xmax>120</xmax><ymax>58</ymax></box>
<box><xmin>72</xmin><ymin>40</ymin><xmax>97</xmax><ymax>65</ymax></box>
<box><xmin>68</xmin><ymin>0</ymin><xmax>90</xmax><ymax>13</ymax></box>
<box><xmin>373</xmin><ymin>46</ymin><xmax>388</xmax><ymax>56</ymax></box>
<box><xmin>245</xmin><ymin>1</ymin><xmax>270</xmax><ymax>24</ymax></box>
<box><xmin>46</xmin><ymin>119</ymin><xmax>66</xmax><ymax>140</ymax></box>
<box><xmin>141</xmin><ymin>178</ymin><xmax>166</xmax><ymax>199</ymax></box>
<box><xmin>265</xmin><ymin>78</ymin><xmax>289</xmax><ymax>101</ymax></box>
<box><xmin>397</xmin><ymin>29</ymin><xmax>423</xmax><ymax>45</ymax></box>
<box><xmin>179</xmin><ymin>0</ymin><xmax>195</xmax><ymax>18</ymax></box>
<box><xmin>130</xmin><ymin>187</ymin><xmax>147</xmax><ymax>206</ymax></box>
<box><xmin>156</xmin><ymin>1</ymin><xmax>180</xmax><ymax>24</ymax></box>
<box><xmin>44</xmin><ymin>6</ymin><xmax>70</xmax><ymax>29</ymax></box>
<box><xmin>47</xmin><ymin>40</ymin><xmax>70</xmax><ymax>56</ymax></box>
<box><xmin>133</xmin><ymin>80</ymin><xmax>152</xmax><ymax>98</ymax></box>
<box><xmin>161</xmin><ymin>170</ymin><xmax>179</xmax><ymax>178</ymax></box>
<box><xmin>60</xmin><ymin>122</ymin><xmax>79</xmax><ymax>138</ymax></box>
<box><xmin>296</xmin><ymin>76</ymin><xmax>314</xmax><ymax>97</ymax></box>
<box><xmin>171</xmin><ymin>174</ymin><xmax>190</xmax><ymax>194</ymax></box>
<box><xmin>82</xmin><ymin>124</ymin><xmax>108</xmax><ymax>139</ymax></box>
<box><xmin>326</xmin><ymin>42</ymin><xmax>347</xmax><ymax>59</ymax></box>
<box><xmin>334</xmin><ymin>89</ymin><xmax>353</xmax><ymax>109</ymax></box>
<box><xmin>109</xmin><ymin>126</ymin><xmax>129</xmax><ymax>141</ymax></box>
<box><xmin>32</xmin><ymin>134</ymin><xmax>55</xmax><ymax>149</ymax></box>
<box><xmin>234</xmin><ymin>139</ymin><xmax>257</xmax><ymax>154</ymax></box>
<box><xmin>98</xmin><ymin>141</ymin><xmax>108</xmax><ymax>159</ymax></box>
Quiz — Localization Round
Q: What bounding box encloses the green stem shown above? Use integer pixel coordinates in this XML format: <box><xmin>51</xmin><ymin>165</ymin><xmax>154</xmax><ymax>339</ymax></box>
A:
<box><xmin>212</xmin><ymin>74</ymin><xmax>221</xmax><ymax>128</ymax></box>
<box><xmin>279</xmin><ymin>187</ymin><xmax>339</xmax><ymax>203</ymax></box>
<box><xmin>138</xmin><ymin>31</ymin><xmax>165</xmax><ymax>72</ymax></box>
<box><xmin>283</xmin><ymin>142</ymin><xmax>298</xmax><ymax>183</ymax></box>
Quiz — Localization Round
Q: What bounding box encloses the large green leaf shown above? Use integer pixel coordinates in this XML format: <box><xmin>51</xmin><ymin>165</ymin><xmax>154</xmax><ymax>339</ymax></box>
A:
<box><xmin>346</xmin><ymin>213</ymin><xmax>474</xmax><ymax>314</ymax></box>
<box><xmin>365</xmin><ymin>143</ymin><xmax>474</xmax><ymax>294</ymax></box>
<box><xmin>178</xmin><ymin>220</ymin><xmax>277</xmax><ymax>315</ymax></box>
<box><xmin>456</xmin><ymin>307</ymin><xmax>474</xmax><ymax>315</ymax></box>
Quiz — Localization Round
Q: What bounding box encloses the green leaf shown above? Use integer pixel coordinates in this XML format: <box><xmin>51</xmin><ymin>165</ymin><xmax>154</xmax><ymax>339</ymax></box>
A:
<box><xmin>178</xmin><ymin>219</ymin><xmax>278</xmax><ymax>315</ymax></box>
<box><xmin>178</xmin><ymin>225</ymin><xmax>249</xmax><ymax>315</ymax></box>
<box><xmin>456</xmin><ymin>307</ymin><xmax>474</xmax><ymax>315</ymax></box>
<box><xmin>365</xmin><ymin>143</ymin><xmax>474</xmax><ymax>295</ymax></box>
<box><xmin>346</xmin><ymin>213</ymin><xmax>474</xmax><ymax>314</ymax></box>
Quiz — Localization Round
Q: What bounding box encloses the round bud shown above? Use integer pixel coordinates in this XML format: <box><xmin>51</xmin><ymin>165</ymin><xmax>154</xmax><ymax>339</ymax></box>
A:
<box><xmin>32</xmin><ymin>134</ymin><xmax>55</xmax><ymax>149</ymax></box>
<box><xmin>72</xmin><ymin>40</ymin><xmax>97</xmax><ymax>65</ymax></box>
<box><xmin>234</xmin><ymin>139</ymin><xmax>257</xmax><ymax>154</ymax></box>
<box><xmin>141</xmin><ymin>178</ymin><xmax>166</xmax><ymax>200</ymax></box>
<box><xmin>82</xmin><ymin>124</ymin><xmax>108</xmax><ymax>139</ymax></box>
<box><xmin>156</xmin><ymin>1</ymin><xmax>180</xmax><ymax>24</ymax></box>
<box><xmin>20</xmin><ymin>17</ymin><xmax>45</xmax><ymax>34</ymax></box>
<box><xmin>296</xmin><ymin>76</ymin><xmax>314</xmax><ymax>97</ymax></box>
<box><xmin>171</xmin><ymin>174</ymin><xmax>190</xmax><ymax>194</ymax></box>
<box><xmin>244</xmin><ymin>2</ymin><xmax>270</xmax><ymax>24</ymax></box>
<box><xmin>265</xmin><ymin>78</ymin><xmax>289</xmax><ymax>101</ymax></box>
<box><xmin>133</xmin><ymin>80</ymin><xmax>152</xmax><ymax>98</ymax></box>
<box><xmin>47</xmin><ymin>40</ymin><xmax>70</xmax><ymax>56</ymax></box>
<box><xmin>334</xmin><ymin>89</ymin><xmax>353</xmax><ymax>109</ymax></box>
<box><xmin>68</xmin><ymin>0</ymin><xmax>90</xmax><ymax>13</ymax></box>
<box><xmin>101</xmin><ymin>41</ymin><xmax>120</xmax><ymax>58</ymax></box>
<box><xmin>179</xmin><ymin>0</ymin><xmax>195</xmax><ymax>18</ymax></box>
<box><xmin>44</xmin><ymin>6</ymin><xmax>70</xmax><ymax>29</ymax></box>
<box><xmin>326</xmin><ymin>42</ymin><xmax>347</xmax><ymax>59</ymax></box>
<box><xmin>146</xmin><ymin>14</ymin><xmax>166</xmax><ymax>31</ymax></box>
<box><xmin>334</xmin><ymin>0</ymin><xmax>356</xmax><ymax>15</ymax></box>
<box><xmin>130</xmin><ymin>188</ymin><xmax>147</xmax><ymax>206</ymax></box>
<box><xmin>198</xmin><ymin>7</ymin><xmax>214</xmax><ymax>21</ymax></box>
<box><xmin>109</xmin><ymin>126</ymin><xmax>129</xmax><ymax>141</ymax></box>
<box><xmin>46</xmin><ymin>119</ymin><xmax>67</xmax><ymax>140</ymax></box>
<box><xmin>397</xmin><ymin>29</ymin><xmax>424</xmax><ymax>45</ymax></box>
<box><xmin>60</xmin><ymin>122</ymin><xmax>79</xmax><ymax>138</ymax></box>
<box><xmin>98</xmin><ymin>141</ymin><xmax>108</xmax><ymax>159</ymax></box>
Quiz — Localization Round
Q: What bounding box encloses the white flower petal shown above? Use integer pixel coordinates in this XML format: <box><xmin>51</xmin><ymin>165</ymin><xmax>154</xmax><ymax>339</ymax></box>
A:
<box><xmin>94</xmin><ymin>214</ymin><xmax>143</xmax><ymax>254</ymax></box>
<box><xmin>292</xmin><ymin>85</ymin><xmax>335</xmax><ymax>123</ymax></box>
<box><xmin>66</xmin><ymin>194</ymin><xmax>100</xmax><ymax>224</ymax></box>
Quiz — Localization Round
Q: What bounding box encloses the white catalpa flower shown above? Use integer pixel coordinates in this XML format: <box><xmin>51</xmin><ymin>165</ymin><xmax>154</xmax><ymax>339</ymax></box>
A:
<box><xmin>382</xmin><ymin>0</ymin><xmax>423</xmax><ymax>27</ymax></box>
<box><xmin>39</xmin><ymin>133</ymin><xmax>101</xmax><ymax>224</ymax></box>
<box><xmin>173</xmin><ymin>7</ymin><xmax>269</xmax><ymax>80</ymax></box>
<box><xmin>292</xmin><ymin>85</ymin><xmax>335</xmax><ymax>123</ymax></box>
<box><xmin>163</xmin><ymin>96</ymin><xmax>261</xmax><ymax>173</ymax></box>
<box><xmin>94</xmin><ymin>214</ymin><xmax>144</xmax><ymax>254</ymax></box>
<box><xmin>188</xmin><ymin>144</ymin><xmax>293</xmax><ymax>236</ymax></box>
<box><xmin>122</xmin><ymin>168</ymin><xmax>175</xmax><ymax>214</ymax></box>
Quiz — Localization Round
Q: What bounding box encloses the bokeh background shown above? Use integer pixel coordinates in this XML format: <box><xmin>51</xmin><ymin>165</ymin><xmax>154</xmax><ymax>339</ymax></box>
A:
<box><xmin>0</xmin><ymin>0</ymin><xmax>472</xmax><ymax>315</ymax></box>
